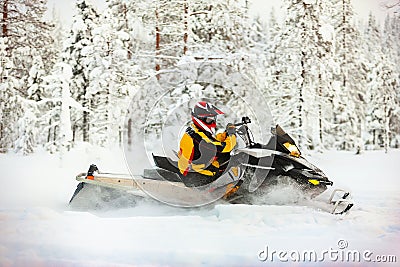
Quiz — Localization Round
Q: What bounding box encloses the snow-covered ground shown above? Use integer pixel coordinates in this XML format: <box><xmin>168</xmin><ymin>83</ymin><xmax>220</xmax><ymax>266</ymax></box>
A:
<box><xmin>0</xmin><ymin>145</ymin><xmax>399</xmax><ymax>266</ymax></box>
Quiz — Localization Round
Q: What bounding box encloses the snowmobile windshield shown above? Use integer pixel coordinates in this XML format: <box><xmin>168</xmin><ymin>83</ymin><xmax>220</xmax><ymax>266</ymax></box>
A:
<box><xmin>274</xmin><ymin>125</ymin><xmax>295</xmax><ymax>143</ymax></box>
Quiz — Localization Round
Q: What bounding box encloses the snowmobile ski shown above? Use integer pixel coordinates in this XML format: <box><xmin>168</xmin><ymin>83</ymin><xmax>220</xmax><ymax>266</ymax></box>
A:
<box><xmin>328</xmin><ymin>189</ymin><xmax>354</xmax><ymax>214</ymax></box>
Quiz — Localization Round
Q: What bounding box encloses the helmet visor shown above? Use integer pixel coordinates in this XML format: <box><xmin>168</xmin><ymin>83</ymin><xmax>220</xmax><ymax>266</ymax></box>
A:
<box><xmin>204</xmin><ymin>116</ymin><xmax>216</xmax><ymax>124</ymax></box>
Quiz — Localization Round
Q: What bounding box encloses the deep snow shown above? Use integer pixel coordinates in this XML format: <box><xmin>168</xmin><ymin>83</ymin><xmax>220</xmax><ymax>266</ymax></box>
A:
<box><xmin>0</xmin><ymin>145</ymin><xmax>399</xmax><ymax>266</ymax></box>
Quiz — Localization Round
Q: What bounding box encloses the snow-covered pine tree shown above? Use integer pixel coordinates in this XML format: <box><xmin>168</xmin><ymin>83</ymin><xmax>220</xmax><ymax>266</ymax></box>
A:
<box><xmin>13</xmin><ymin>54</ymin><xmax>46</xmax><ymax>154</ymax></box>
<box><xmin>0</xmin><ymin>0</ymin><xmax>53</xmax><ymax>81</ymax></box>
<box><xmin>41</xmin><ymin>62</ymin><xmax>85</xmax><ymax>153</ymax></box>
<box><xmin>0</xmin><ymin>37</ymin><xmax>20</xmax><ymax>152</ymax></box>
<box><xmin>47</xmin><ymin>5</ymin><xmax>64</xmax><ymax>68</ymax></box>
<box><xmin>157</xmin><ymin>0</ymin><xmax>188</xmax><ymax>70</ymax></box>
<box><xmin>265</xmin><ymin>8</ymin><xmax>293</xmax><ymax>129</ymax></box>
<box><xmin>23</xmin><ymin>7</ymin><xmax>66</xmax><ymax>151</ymax></box>
<box><xmin>96</xmin><ymin>0</ymin><xmax>154</xmax><ymax>147</ymax></box>
<box><xmin>187</xmin><ymin>0</ymin><xmax>260</xmax><ymax>111</ymax></box>
<box><xmin>383</xmin><ymin>14</ymin><xmax>400</xmax><ymax>148</ymax></box>
<box><xmin>329</xmin><ymin>0</ymin><xmax>367</xmax><ymax>150</ymax></box>
<box><xmin>267</xmin><ymin>7</ymin><xmax>280</xmax><ymax>43</ymax></box>
<box><xmin>268</xmin><ymin>0</ymin><xmax>335</xmax><ymax>150</ymax></box>
<box><xmin>244</xmin><ymin>13</ymin><xmax>271</xmax><ymax>126</ymax></box>
<box><xmin>364</xmin><ymin>13</ymin><xmax>399</xmax><ymax>151</ymax></box>
<box><xmin>0</xmin><ymin>0</ymin><xmax>54</xmax><ymax>152</ymax></box>
<box><xmin>129</xmin><ymin>0</ymin><xmax>190</xmax><ymax>76</ymax></box>
<box><xmin>27</xmin><ymin>55</ymin><xmax>46</xmax><ymax>101</ymax></box>
<box><xmin>63</xmin><ymin>0</ymin><xmax>99</xmax><ymax>143</ymax></box>
<box><xmin>384</xmin><ymin>15</ymin><xmax>400</xmax><ymax>86</ymax></box>
<box><xmin>13</xmin><ymin>97</ymin><xmax>38</xmax><ymax>155</ymax></box>
<box><xmin>190</xmin><ymin>0</ymin><xmax>250</xmax><ymax>55</ymax></box>
<box><xmin>84</xmin><ymin>0</ymin><xmax>141</xmax><ymax>147</ymax></box>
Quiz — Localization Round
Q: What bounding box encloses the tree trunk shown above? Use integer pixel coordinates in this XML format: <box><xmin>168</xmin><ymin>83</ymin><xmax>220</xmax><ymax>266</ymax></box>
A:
<box><xmin>83</xmin><ymin>110</ymin><xmax>89</xmax><ymax>142</ymax></box>
<box><xmin>2</xmin><ymin>0</ymin><xmax>7</xmax><ymax>37</ymax></box>
<box><xmin>183</xmin><ymin>0</ymin><xmax>188</xmax><ymax>55</ymax></box>
<box><xmin>384</xmin><ymin>96</ymin><xmax>390</xmax><ymax>153</ymax></box>
<box><xmin>47</xmin><ymin>119</ymin><xmax>51</xmax><ymax>143</ymax></box>
<box><xmin>0</xmin><ymin>120</ymin><xmax>3</xmax><ymax>152</ymax></box>
<box><xmin>342</xmin><ymin>0</ymin><xmax>346</xmax><ymax>88</ymax></box>
<box><xmin>127</xmin><ymin>118</ymin><xmax>132</xmax><ymax>147</ymax></box>
<box><xmin>155</xmin><ymin>6</ymin><xmax>161</xmax><ymax>80</ymax></box>
<box><xmin>318</xmin><ymin>73</ymin><xmax>323</xmax><ymax>147</ymax></box>
<box><xmin>299</xmin><ymin>51</ymin><xmax>306</xmax><ymax>147</ymax></box>
<box><xmin>72</xmin><ymin>124</ymin><xmax>76</xmax><ymax>142</ymax></box>
<box><xmin>122</xmin><ymin>3</ymin><xmax>131</xmax><ymax>60</ymax></box>
<box><xmin>82</xmin><ymin>87</ymin><xmax>89</xmax><ymax>142</ymax></box>
<box><xmin>53</xmin><ymin>125</ymin><xmax>58</xmax><ymax>143</ymax></box>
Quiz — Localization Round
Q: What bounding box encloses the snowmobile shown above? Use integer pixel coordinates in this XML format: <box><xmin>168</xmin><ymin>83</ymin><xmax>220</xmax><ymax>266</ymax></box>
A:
<box><xmin>69</xmin><ymin>117</ymin><xmax>353</xmax><ymax>214</ymax></box>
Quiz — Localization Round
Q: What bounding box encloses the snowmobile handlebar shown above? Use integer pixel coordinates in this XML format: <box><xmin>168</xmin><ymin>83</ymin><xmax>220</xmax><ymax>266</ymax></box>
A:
<box><xmin>234</xmin><ymin>116</ymin><xmax>251</xmax><ymax>127</ymax></box>
<box><xmin>232</xmin><ymin>117</ymin><xmax>255</xmax><ymax>147</ymax></box>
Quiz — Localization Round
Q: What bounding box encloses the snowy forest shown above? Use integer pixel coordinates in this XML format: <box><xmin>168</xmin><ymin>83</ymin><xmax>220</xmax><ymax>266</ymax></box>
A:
<box><xmin>0</xmin><ymin>0</ymin><xmax>399</xmax><ymax>155</ymax></box>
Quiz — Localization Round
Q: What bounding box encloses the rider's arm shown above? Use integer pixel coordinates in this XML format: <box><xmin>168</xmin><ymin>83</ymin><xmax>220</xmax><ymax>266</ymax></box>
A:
<box><xmin>178</xmin><ymin>133</ymin><xmax>194</xmax><ymax>176</ymax></box>
<box><xmin>220</xmin><ymin>134</ymin><xmax>236</xmax><ymax>153</ymax></box>
<box><xmin>215</xmin><ymin>132</ymin><xmax>227</xmax><ymax>142</ymax></box>
<box><xmin>215</xmin><ymin>132</ymin><xmax>237</xmax><ymax>153</ymax></box>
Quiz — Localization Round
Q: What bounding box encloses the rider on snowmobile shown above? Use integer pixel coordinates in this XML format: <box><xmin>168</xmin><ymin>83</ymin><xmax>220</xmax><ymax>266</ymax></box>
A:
<box><xmin>177</xmin><ymin>101</ymin><xmax>237</xmax><ymax>186</ymax></box>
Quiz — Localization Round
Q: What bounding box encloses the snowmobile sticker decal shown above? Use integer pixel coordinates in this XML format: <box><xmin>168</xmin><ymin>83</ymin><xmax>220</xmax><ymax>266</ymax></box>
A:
<box><xmin>308</xmin><ymin>179</ymin><xmax>320</xmax><ymax>186</ymax></box>
<box><xmin>283</xmin><ymin>142</ymin><xmax>300</xmax><ymax>157</ymax></box>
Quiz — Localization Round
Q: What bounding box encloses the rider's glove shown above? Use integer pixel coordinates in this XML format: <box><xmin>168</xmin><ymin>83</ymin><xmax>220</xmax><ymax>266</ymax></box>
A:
<box><xmin>226</xmin><ymin>123</ymin><xmax>236</xmax><ymax>136</ymax></box>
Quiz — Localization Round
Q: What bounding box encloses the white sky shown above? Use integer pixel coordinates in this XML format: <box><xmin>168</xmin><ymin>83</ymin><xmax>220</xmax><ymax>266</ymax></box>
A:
<box><xmin>46</xmin><ymin>0</ymin><xmax>391</xmax><ymax>27</ymax></box>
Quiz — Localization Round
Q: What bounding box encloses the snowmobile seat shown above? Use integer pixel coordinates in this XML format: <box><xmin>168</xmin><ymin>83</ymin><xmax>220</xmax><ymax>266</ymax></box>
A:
<box><xmin>152</xmin><ymin>154</ymin><xmax>222</xmax><ymax>187</ymax></box>
<box><xmin>153</xmin><ymin>154</ymin><xmax>180</xmax><ymax>173</ymax></box>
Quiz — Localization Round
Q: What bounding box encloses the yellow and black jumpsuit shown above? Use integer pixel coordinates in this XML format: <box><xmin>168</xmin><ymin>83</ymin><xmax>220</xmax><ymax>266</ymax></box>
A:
<box><xmin>178</xmin><ymin>124</ymin><xmax>236</xmax><ymax>186</ymax></box>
